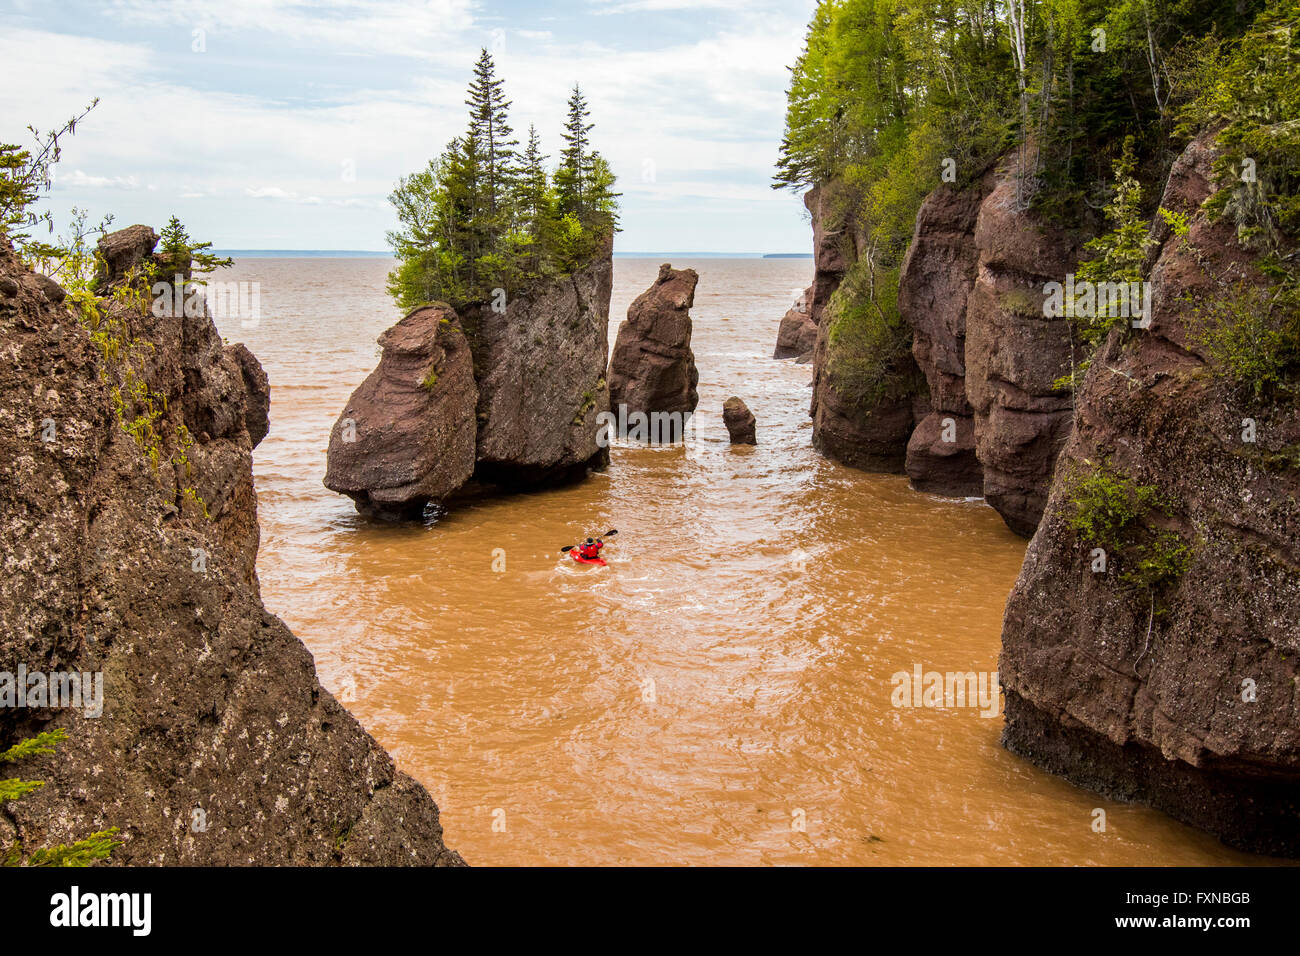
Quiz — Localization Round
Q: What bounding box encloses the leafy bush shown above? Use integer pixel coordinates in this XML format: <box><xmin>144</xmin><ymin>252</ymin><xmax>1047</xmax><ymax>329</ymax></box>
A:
<box><xmin>824</xmin><ymin>256</ymin><xmax>920</xmax><ymax>412</ymax></box>
<box><xmin>1190</xmin><ymin>279</ymin><xmax>1300</xmax><ymax>398</ymax></box>
<box><xmin>1064</xmin><ymin>461</ymin><xmax>1191</xmax><ymax>589</ymax></box>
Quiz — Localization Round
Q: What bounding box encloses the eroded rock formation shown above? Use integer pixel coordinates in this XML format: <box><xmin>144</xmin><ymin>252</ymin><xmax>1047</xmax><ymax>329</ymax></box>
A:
<box><xmin>326</xmin><ymin>244</ymin><xmax>614</xmax><ymax>513</ymax></box>
<box><xmin>723</xmin><ymin>396</ymin><xmax>756</xmax><ymax>445</ymax></box>
<box><xmin>773</xmin><ymin>289</ymin><xmax>817</xmax><ymax>360</ymax></box>
<box><xmin>899</xmin><ymin>174</ymin><xmax>993</xmax><ymax>497</ymax></box>
<box><xmin>607</xmin><ymin>263</ymin><xmax>699</xmax><ymax>423</ymax></box>
<box><xmin>324</xmin><ymin>305</ymin><xmax>477</xmax><ymax>518</ymax></box>
<box><xmin>999</xmin><ymin>137</ymin><xmax>1300</xmax><ymax>856</ymax></box>
<box><xmin>470</xmin><ymin>245</ymin><xmax>614</xmax><ymax>485</ymax></box>
<box><xmin>806</xmin><ymin>184</ymin><xmax>927</xmax><ymax>472</ymax></box>
<box><xmin>801</xmin><ymin>157</ymin><xmax>1080</xmax><ymax>532</ymax></box>
<box><xmin>0</xmin><ymin>227</ymin><xmax>463</xmax><ymax>865</ymax></box>
<box><xmin>965</xmin><ymin>155</ymin><xmax>1082</xmax><ymax>534</ymax></box>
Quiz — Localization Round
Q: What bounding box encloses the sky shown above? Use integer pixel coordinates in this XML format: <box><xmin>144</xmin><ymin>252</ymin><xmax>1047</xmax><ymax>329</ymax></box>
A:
<box><xmin>0</xmin><ymin>0</ymin><xmax>817</xmax><ymax>252</ymax></box>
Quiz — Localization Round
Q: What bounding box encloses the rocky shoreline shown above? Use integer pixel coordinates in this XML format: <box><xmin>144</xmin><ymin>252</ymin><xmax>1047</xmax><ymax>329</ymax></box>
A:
<box><xmin>0</xmin><ymin>228</ymin><xmax>463</xmax><ymax>865</ymax></box>
<box><xmin>786</xmin><ymin>134</ymin><xmax>1300</xmax><ymax>856</ymax></box>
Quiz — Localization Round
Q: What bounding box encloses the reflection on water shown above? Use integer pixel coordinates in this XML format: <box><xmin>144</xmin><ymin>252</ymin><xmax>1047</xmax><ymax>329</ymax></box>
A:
<box><xmin>217</xmin><ymin>256</ymin><xmax>1259</xmax><ymax>865</ymax></box>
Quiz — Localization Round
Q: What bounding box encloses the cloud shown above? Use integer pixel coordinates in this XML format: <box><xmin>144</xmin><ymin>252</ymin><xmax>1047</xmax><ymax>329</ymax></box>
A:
<box><xmin>58</xmin><ymin>169</ymin><xmax>142</xmax><ymax>189</ymax></box>
<box><xmin>0</xmin><ymin>1</ymin><xmax>815</xmax><ymax>250</ymax></box>
<box><xmin>102</xmin><ymin>0</ymin><xmax>479</xmax><ymax>59</ymax></box>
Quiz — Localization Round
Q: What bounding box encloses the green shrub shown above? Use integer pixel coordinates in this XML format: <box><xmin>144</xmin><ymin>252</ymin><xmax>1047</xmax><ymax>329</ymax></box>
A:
<box><xmin>1190</xmin><ymin>278</ymin><xmax>1300</xmax><ymax>399</ymax></box>
<box><xmin>1064</xmin><ymin>461</ymin><xmax>1191</xmax><ymax>589</ymax></box>
<box><xmin>824</xmin><ymin>257</ymin><xmax>920</xmax><ymax>413</ymax></box>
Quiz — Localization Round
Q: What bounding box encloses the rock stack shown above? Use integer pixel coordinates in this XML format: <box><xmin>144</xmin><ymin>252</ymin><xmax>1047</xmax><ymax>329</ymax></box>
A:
<box><xmin>324</xmin><ymin>242</ymin><xmax>614</xmax><ymax>517</ymax></box>
<box><xmin>723</xmin><ymin>397</ymin><xmax>757</xmax><ymax>445</ymax></box>
<box><xmin>607</xmin><ymin>263</ymin><xmax>700</xmax><ymax>430</ymax></box>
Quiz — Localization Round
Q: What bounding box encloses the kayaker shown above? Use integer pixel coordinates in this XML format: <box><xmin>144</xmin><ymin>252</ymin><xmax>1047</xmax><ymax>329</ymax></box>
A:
<box><xmin>577</xmin><ymin>537</ymin><xmax>604</xmax><ymax>560</ymax></box>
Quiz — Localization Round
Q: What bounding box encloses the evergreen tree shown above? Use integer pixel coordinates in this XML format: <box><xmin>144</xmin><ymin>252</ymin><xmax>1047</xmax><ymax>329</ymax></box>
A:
<box><xmin>513</xmin><ymin>125</ymin><xmax>555</xmax><ymax>274</ymax></box>
<box><xmin>387</xmin><ymin>64</ymin><xmax>619</xmax><ymax>310</ymax></box>
<box><xmin>555</xmin><ymin>84</ymin><xmax>595</xmax><ymax>220</ymax></box>
<box><xmin>465</xmin><ymin>49</ymin><xmax>518</xmax><ymax>231</ymax></box>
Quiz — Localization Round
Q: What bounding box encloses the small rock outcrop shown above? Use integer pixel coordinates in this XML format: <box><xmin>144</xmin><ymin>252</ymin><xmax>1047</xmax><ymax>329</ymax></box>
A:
<box><xmin>899</xmin><ymin>174</ymin><xmax>992</xmax><ymax>497</ymax></box>
<box><xmin>607</xmin><ymin>263</ymin><xmax>699</xmax><ymax>422</ymax></box>
<box><xmin>723</xmin><ymin>396</ymin><xmax>756</xmax><ymax>444</ymax></box>
<box><xmin>1000</xmin><ymin>136</ymin><xmax>1300</xmax><ymax>856</ymax></box>
<box><xmin>324</xmin><ymin>305</ymin><xmax>477</xmax><ymax>518</ymax></box>
<box><xmin>773</xmin><ymin>287</ymin><xmax>817</xmax><ymax>360</ymax></box>
<box><xmin>1</xmin><ymin>227</ymin><xmax>463</xmax><ymax>865</ymax></box>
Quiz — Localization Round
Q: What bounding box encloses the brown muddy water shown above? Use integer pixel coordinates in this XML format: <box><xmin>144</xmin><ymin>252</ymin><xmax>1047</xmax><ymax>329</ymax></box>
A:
<box><xmin>216</xmin><ymin>256</ymin><xmax>1258</xmax><ymax>866</ymax></box>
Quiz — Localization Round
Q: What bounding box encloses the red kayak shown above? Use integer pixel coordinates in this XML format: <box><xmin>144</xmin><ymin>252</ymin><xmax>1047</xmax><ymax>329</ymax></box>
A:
<box><xmin>571</xmin><ymin>551</ymin><xmax>607</xmax><ymax>566</ymax></box>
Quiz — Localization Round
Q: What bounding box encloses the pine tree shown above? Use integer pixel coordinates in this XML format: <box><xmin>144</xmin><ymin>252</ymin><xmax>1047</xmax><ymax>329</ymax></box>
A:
<box><xmin>556</xmin><ymin>84</ymin><xmax>595</xmax><ymax>220</ymax></box>
<box><xmin>513</xmin><ymin>125</ymin><xmax>555</xmax><ymax>274</ymax></box>
<box><xmin>465</xmin><ymin>48</ymin><xmax>518</xmax><ymax>229</ymax></box>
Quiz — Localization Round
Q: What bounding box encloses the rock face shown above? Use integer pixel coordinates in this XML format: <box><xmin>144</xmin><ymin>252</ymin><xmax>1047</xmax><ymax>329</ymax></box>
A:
<box><xmin>324</xmin><ymin>305</ymin><xmax>477</xmax><ymax>518</ymax></box>
<box><xmin>804</xmin><ymin>183</ymin><xmax>850</xmax><ymax>327</ymax></box>
<box><xmin>722</xmin><ymin>396</ymin><xmax>756</xmax><ymax>445</ymax></box>
<box><xmin>964</xmin><ymin>155</ymin><xmax>1081</xmax><ymax>534</ymax></box>
<box><xmin>899</xmin><ymin>175</ymin><xmax>992</xmax><ymax>497</ymax></box>
<box><xmin>1000</xmin><ymin>137</ymin><xmax>1300</xmax><ymax>856</ymax></box>
<box><xmin>0</xmin><ymin>228</ymin><xmax>463</xmax><ymax>865</ymax></box>
<box><xmin>469</xmin><ymin>247</ymin><xmax>614</xmax><ymax>485</ymax></box>
<box><xmin>807</xmin><ymin>183</ymin><xmax>926</xmax><ymax>473</ymax></box>
<box><xmin>325</xmin><ymin>245</ymin><xmax>614</xmax><ymax>511</ymax></box>
<box><xmin>773</xmin><ymin>287</ymin><xmax>817</xmax><ymax>360</ymax></box>
<box><xmin>94</xmin><ymin>224</ymin><xmax>160</xmax><ymax>290</ymax></box>
<box><xmin>607</xmin><ymin>263</ymin><xmax>699</xmax><ymax>423</ymax></box>
<box><xmin>800</xmin><ymin>158</ymin><xmax>1080</xmax><ymax>533</ymax></box>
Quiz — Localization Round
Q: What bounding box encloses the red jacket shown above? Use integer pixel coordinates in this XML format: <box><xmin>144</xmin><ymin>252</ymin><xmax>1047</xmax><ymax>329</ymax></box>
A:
<box><xmin>578</xmin><ymin>541</ymin><xmax>604</xmax><ymax>559</ymax></box>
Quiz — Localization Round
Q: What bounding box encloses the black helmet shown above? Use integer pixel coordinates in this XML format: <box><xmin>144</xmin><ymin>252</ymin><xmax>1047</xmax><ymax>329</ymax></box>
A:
<box><xmin>586</xmin><ymin>538</ymin><xmax>594</xmax><ymax>544</ymax></box>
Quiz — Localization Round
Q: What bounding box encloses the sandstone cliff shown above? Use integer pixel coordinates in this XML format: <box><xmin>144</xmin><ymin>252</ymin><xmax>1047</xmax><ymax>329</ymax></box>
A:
<box><xmin>807</xmin><ymin>183</ymin><xmax>927</xmax><ymax>473</ymax></box>
<box><xmin>0</xmin><ymin>229</ymin><xmax>463</xmax><ymax>865</ymax></box>
<box><xmin>965</xmin><ymin>155</ymin><xmax>1082</xmax><ymax>534</ymax></box>
<box><xmin>999</xmin><ymin>137</ymin><xmax>1300</xmax><ymax>856</ymax></box>
<box><xmin>799</xmin><ymin>158</ymin><xmax>1080</xmax><ymax>534</ymax></box>
<box><xmin>899</xmin><ymin>173</ymin><xmax>993</xmax><ymax>498</ymax></box>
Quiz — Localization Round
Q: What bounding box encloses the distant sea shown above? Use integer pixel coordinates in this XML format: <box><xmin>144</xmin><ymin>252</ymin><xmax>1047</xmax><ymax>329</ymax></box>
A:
<box><xmin>211</xmin><ymin>250</ymin><xmax>812</xmax><ymax>259</ymax></box>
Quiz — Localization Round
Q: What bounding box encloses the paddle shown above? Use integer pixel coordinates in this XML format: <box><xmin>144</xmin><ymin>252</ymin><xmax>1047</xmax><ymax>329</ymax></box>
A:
<box><xmin>561</xmin><ymin>530</ymin><xmax>618</xmax><ymax>553</ymax></box>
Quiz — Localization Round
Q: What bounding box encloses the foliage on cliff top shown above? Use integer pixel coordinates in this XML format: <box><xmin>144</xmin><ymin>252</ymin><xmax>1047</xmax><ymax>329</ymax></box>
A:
<box><xmin>387</xmin><ymin>51</ymin><xmax>620</xmax><ymax>313</ymax></box>
<box><xmin>773</xmin><ymin>0</ymin><xmax>1263</xmax><ymax>417</ymax></box>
